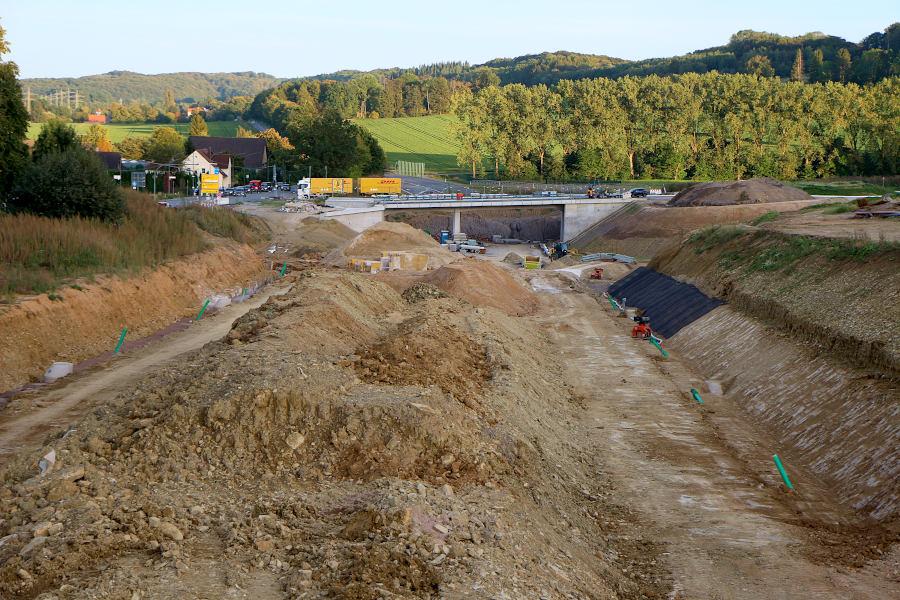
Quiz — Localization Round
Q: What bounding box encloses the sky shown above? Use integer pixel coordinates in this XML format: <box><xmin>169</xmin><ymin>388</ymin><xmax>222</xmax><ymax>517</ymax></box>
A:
<box><xmin>3</xmin><ymin>0</ymin><xmax>897</xmax><ymax>79</ymax></box>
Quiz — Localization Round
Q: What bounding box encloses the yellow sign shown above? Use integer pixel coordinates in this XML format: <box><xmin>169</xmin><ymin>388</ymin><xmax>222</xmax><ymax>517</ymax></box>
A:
<box><xmin>200</xmin><ymin>174</ymin><xmax>220</xmax><ymax>195</ymax></box>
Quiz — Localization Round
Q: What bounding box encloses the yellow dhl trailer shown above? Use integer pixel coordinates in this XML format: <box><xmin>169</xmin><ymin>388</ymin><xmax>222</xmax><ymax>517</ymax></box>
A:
<box><xmin>358</xmin><ymin>177</ymin><xmax>401</xmax><ymax>195</ymax></box>
<box><xmin>308</xmin><ymin>178</ymin><xmax>353</xmax><ymax>195</ymax></box>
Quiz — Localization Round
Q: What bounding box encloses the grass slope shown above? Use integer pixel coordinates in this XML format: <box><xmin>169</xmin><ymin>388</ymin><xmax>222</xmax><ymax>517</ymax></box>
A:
<box><xmin>27</xmin><ymin>121</ymin><xmax>249</xmax><ymax>144</ymax></box>
<box><xmin>354</xmin><ymin>115</ymin><xmax>462</xmax><ymax>175</ymax></box>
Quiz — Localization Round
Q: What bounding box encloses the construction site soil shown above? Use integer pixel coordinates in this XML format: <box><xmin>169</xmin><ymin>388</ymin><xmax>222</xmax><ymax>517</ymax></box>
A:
<box><xmin>669</xmin><ymin>177</ymin><xmax>812</xmax><ymax>206</ymax></box>
<box><xmin>325</xmin><ymin>222</ymin><xmax>458</xmax><ymax>270</ymax></box>
<box><xmin>1</xmin><ymin>204</ymin><xmax>897</xmax><ymax>599</ymax></box>
<box><xmin>0</xmin><ymin>243</ymin><xmax>267</xmax><ymax>393</ymax></box>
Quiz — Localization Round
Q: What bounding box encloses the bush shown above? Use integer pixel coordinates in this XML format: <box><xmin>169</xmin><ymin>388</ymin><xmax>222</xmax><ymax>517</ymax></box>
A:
<box><xmin>10</xmin><ymin>147</ymin><xmax>125</xmax><ymax>222</ymax></box>
<box><xmin>0</xmin><ymin>191</ymin><xmax>208</xmax><ymax>296</ymax></box>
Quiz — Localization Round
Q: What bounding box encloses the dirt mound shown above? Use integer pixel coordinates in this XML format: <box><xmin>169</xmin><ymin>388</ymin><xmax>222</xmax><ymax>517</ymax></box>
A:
<box><xmin>355</xmin><ymin>308</ymin><xmax>491</xmax><ymax>407</ymax></box>
<box><xmin>290</xmin><ymin>217</ymin><xmax>356</xmax><ymax>256</ymax></box>
<box><xmin>422</xmin><ymin>259</ymin><xmax>538</xmax><ymax>316</ymax></box>
<box><xmin>0</xmin><ymin>268</ymin><xmax>633</xmax><ymax>599</ymax></box>
<box><xmin>501</xmin><ymin>252</ymin><xmax>522</xmax><ymax>265</ymax></box>
<box><xmin>327</xmin><ymin>221</ymin><xmax>458</xmax><ymax>270</ymax></box>
<box><xmin>669</xmin><ymin>177</ymin><xmax>811</xmax><ymax>207</ymax></box>
<box><xmin>401</xmin><ymin>282</ymin><xmax>448</xmax><ymax>303</ymax></box>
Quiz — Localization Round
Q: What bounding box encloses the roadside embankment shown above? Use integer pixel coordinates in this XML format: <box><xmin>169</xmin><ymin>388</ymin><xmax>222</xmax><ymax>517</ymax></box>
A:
<box><xmin>651</xmin><ymin>227</ymin><xmax>900</xmax><ymax>374</ymax></box>
<box><xmin>571</xmin><ymin>199</ymin><xmax>836</xmax><ymax>260</ymax></box>
<box><xmin>651</xmin><ymin>228</ymin><xmax>899</xmax><ymax>520</ymax></box>
<box><xmin>0</xmin><ymin>243</ymin><xmax>268</xmax><ymax>392</ymax></box>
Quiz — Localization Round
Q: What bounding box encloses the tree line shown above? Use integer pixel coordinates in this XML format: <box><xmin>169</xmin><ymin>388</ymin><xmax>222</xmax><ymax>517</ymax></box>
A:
<box><xmin>454</xmin><ymin>73</ymin><xmax>899</xmax><ymax>181</ymax></box>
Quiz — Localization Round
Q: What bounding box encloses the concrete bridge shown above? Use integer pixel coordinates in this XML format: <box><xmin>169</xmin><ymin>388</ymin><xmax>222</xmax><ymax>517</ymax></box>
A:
<box><xmin>319</xmin><ymin>195</ymin><xmax>636</xmax><ymax>241</ymax></box>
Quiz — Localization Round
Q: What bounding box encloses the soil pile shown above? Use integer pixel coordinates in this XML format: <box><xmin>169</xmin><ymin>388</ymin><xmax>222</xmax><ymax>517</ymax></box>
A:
<box><xmin>355</xmin><ymin>304</ymin><xmax>491</xmax><ymax>405</ymax></box>
<box><xmin>422</xmin><ymin>259</ymin><xmax>539</xmax><ymax>316</ymax></box>
<box><xmin>290</xmin><ymin>217</ymin><xmax>356</xmax><ymax>256</ymax></box>
<box><xmin>669</xmin><ymin>177</ymin><xmax>811</xmax><ymax>207</ymax></box>
<box><xmin>0</xmin><ymin>269</ymin><xmax>641</xmax><ymax>598</ymax></box>
<box><xmin>401</xmin><ymin>282</ymin><xmax>448</xmax><ymax>303</ymax></box>
<box><xmin>327</xmin><ymin>221</ymin><xmax>458</xmax><ymax>269</ymax></box>
<box><xmin>501</xmin><ymin>252</ymin><xmax>522</xmax><ymax>265</ymax></box>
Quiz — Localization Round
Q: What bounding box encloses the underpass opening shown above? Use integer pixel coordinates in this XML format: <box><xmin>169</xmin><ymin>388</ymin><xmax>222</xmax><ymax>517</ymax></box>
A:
<box><xmin>385</xmin><ymin>207</ymin><xmax>562</xmax><ymax>242</ymax></box>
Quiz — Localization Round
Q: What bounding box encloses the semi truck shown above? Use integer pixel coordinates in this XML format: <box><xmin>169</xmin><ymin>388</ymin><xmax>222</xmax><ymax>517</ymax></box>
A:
<box><xmin>297</xmin><ymin>177</ymin><xmax>401</xmax><ymax>199</ymax></box>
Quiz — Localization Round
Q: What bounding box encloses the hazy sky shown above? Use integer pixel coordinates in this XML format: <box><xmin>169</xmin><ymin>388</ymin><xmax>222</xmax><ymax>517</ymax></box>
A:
<box><xmin>3</xmin><ymin>0</ymin><xmax>897</xmax><ymax>79</ymax></box>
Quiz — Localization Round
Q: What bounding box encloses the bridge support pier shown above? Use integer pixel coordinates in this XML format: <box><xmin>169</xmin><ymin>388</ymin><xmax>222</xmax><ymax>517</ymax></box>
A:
<box><xmin>560</xmin><ymin>202</ymin><xmax>624</xmax><ymax>242</ymax></box>
<box><xmin>452</xmin><ymin>209</ymin><xmax>461</xmax><ymax>236</ymax></box>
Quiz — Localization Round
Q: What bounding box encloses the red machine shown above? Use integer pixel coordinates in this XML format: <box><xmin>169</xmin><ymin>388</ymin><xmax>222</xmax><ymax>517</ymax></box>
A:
<box><xmin>631</xmin><ymin>315</ymin><xmax>652</xmax><ymax>339</ymax></box>
<box><xmin>589</xmin><ymin>267</ymin><xmax>604</xmax><ymax>280</ymax></box>
<box><xmin>631</xmin><ymin>323</ymin><xmax>652</xmax><ymax>339</ymax></box>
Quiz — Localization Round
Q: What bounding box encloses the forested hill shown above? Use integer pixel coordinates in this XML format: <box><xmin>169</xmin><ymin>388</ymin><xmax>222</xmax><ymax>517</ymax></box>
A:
<box><xmin>18</xmin><ymin>71</ymin><xmax>282</xmax><ymax>104</ymax></box>
<box><xmin>305</xmin><ymin>23</ymin><xmax>898</xmax><ymax>86</ymax></box>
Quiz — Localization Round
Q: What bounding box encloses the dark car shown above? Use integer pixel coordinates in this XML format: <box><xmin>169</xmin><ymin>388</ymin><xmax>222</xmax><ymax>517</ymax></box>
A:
<box><xmin>629</xmin><ymin>188</ymin><xmax>649</xmax><ymax>198</ymax></box>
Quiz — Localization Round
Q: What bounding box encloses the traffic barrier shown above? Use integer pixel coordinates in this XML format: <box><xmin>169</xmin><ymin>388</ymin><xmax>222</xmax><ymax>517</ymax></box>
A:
<box><xmin>773</xmin><ymin>454</ymin><xmax>795</xmax><ymax>490</ymax></box>
<box><xmin>114</xmin><ymin>327</ymin><xmax>128</xmax><ymax>354</ymax></box>
<box><xmin>196</xmin><ymin>299</ymin><xmax>211</xmax><ymax>321</ymax></box>
<box><xmin>690</xmin><ymin>388</ymin><xmax>704</xmax><ymax>404</ymax></box>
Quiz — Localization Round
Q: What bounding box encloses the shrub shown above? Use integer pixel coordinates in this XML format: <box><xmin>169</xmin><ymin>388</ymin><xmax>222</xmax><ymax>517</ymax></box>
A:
<box><xmin>750</xmin><ymin>211</ymin><xmax>779</xmax><ymax>226</ymax></box>
<box><xmin>10</xmin><ymin>147</ymin><xmax>125</xmax><ymax>222</ymax></box>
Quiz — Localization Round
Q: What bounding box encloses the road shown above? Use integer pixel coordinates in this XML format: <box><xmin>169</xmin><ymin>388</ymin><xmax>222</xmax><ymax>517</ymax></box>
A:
<box><xmin>397</xmin><ymin>175</ymin><xmax>475</xmax><ymax>195</ymax></box>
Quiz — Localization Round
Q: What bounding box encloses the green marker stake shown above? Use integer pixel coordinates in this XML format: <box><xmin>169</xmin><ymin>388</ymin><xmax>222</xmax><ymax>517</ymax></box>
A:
<box><xmin>196</xmin><ymin>298</ymin><xmax>211</xmax><ymax>321</ymax></box>
<box><xmin>114</xmin><ymin>327</ymin><xmax>128</xmax><ymax>354</ymax></box>
<box><xmin>649</xmin><ymin>337</ymin><xmax>669</xmax><ymax>358</ymax></box>
<box><xmin>690</xmin><ymin>388</ymin><xmax>704</xmax><ymax>404</ymax></box>
<box><xmin>773</xmin><ymin>454</ymin><xmax>794</xmax><ymax>490</ymax></box>
<box><xmin>279</xmin><ymin>262</ymin><xmax>288</xmax><ymax>277</ymax></box>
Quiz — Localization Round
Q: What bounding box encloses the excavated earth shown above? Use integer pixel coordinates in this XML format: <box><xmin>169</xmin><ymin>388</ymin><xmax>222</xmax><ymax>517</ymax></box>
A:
<box><xmin>1</xmin><ymin>208</ymin><xmax>898</xmax><ymax>599</ymax></box>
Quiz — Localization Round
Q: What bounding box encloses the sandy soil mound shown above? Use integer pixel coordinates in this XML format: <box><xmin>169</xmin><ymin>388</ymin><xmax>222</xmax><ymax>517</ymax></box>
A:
<box><xmin>0</xmin><ymin>269</ymin><xmax>638</xmax><ymax>598</ymax></box>
<box><xmin>501</xmin><ymin>252</ymin><xmax>522</xmax><ymax>265</ymax></box>
<box><xmin>290</xmin><ymin>217</ymin><xmax>356</xmax><ymax>256</ymax></box>
<box><xmin>326</xmin><ymin>221</ymin><xmax>458</xmax><ymax>270</ymax></box>
<box><xmin>422</xmin><ymin>259</ymin><xmax>538</xmax><ymax>316</ymax></box>
<box><xmin>356</xmin><ymin>307</ymin><xmax>490</xmax><ymax>406</ymax></box>
<box><xmin>669</xmin><ymin>177</ymin><xmax>811</xmax><ymax>207</ymax></box>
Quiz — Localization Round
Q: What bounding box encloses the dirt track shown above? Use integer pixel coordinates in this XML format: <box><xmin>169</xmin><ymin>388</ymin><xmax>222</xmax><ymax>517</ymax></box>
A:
<box><xmin>531</xmin><ymin>271</ymin><xmax>898</xmax><ymax>599</ymax></box>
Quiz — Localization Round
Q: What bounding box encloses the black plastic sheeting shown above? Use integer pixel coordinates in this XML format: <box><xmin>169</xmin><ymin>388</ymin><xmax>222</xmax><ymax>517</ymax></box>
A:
<box><xmin>607</xmin><ymin>267</ymin><xmax>724</xmax><ymax>338</ymax></box>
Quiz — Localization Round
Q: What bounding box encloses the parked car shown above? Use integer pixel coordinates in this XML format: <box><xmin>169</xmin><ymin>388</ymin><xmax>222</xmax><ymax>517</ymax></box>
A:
<box><xmin>629</xmin><ymin>188</ymin><xmax>649</xmax><ymax>198</ymax></box>
<box><xmin>278</xmin><ymin>183</ymin><xmax>291</xmax><ymax>191</ymax></box>
<box><xmin>225</xmin><ymin>187</ymin><xmax>247</xmax><ymax>197</ymax></box>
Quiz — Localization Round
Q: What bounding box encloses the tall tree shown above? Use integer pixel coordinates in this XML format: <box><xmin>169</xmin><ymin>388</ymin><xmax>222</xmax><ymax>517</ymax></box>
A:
<box><xmin>745</xmin><ymin>54</ymin><xmax>775</xmax><ymax>77</ymax></box>
<box><xmin>33</xmin><ymin>120</ymin><xmax>80</xmax><ymax>161</ymax></box>
<box><xmin>144</xmin><ymin>127</ymin><xmax>186</xmax><ymax>163</ymax></box>
<box><xmin>80</xmin><ymin>124</ymin><xmax>113</xmax><ymax>152</ymax></box>
<box><xmin>837</xmin><ymin>48</ymin><xmax>852</xmax><ymax>83</ymax></box>
<box><xmin>790</xmin><ymin>48</ymin><xmax>805</xmax><ymax>82</ymax></box>
<box><xmin>114</xmin><ymin>136</ymin><xmax>148</xmax><ymax>160</ymax></box>
<box><xmin>189</xmin><ymin>112</ymin><xmax>208</xmax><ymax>136</ymax></box>
<box><xmin>0</xmin><ymin>21</ymin><xmax>28</xmax><ymax>200</ymax></box>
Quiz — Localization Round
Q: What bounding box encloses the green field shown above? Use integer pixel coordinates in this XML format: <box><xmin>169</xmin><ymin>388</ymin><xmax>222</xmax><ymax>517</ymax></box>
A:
<box><xmin>354</xmin><ymin>115</ymin><xmax>463</xmax><ymax>175</ymax></box>
<box><xmin>27</xmin><ymin>120</ymin><xmax>249</xmax><ymax>143</ymax></box>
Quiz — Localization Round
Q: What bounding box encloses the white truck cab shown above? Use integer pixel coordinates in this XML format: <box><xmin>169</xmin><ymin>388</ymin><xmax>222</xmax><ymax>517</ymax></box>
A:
<box><xmin>297</xmin><ymin>178</ymin><xmax>311</xmax><ymax>200</ymax></box>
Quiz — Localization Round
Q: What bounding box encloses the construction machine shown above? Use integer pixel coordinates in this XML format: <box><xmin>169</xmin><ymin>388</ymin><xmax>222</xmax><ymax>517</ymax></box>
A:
<box><xmin>631</xmin><ymin>315</ymin><xmax>652</xmax><ymax>339</ymax></box>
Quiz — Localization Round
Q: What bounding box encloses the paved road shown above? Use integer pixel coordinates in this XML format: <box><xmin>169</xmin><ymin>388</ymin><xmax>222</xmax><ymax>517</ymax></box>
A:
<box><xmin>397</xmin><ymin>175</ymin><xmax>475</xmax><ymax>195</ymax></box>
